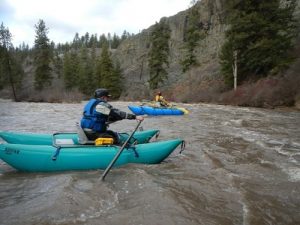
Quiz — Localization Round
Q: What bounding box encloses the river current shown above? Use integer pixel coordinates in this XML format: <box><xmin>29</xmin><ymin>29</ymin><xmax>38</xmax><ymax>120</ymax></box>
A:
<box><xmin>0</xmin><ymin>99</ymin><xmax>299</xmax><ymax>225</ymax></box>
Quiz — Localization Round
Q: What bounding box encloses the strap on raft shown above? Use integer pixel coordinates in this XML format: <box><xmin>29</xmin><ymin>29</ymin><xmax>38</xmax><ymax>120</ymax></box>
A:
<box><xmin>127</xmin><ymin>146</ymin><xmax>139</xmax><ymax>158</ymax></box>
<box><xmin>52</xmin><ymin>146</ymin><xmax>61</xmax><ymax>161</ymax></box>
<box><xmin>179</xmin><ymin>140</ymin><xmax>186</xmax><ymax>154</ymax></box>
<box><xmin>155</xmin><ymin>131</ymin><xmax>160</xmax><ymax>140</ymax></box>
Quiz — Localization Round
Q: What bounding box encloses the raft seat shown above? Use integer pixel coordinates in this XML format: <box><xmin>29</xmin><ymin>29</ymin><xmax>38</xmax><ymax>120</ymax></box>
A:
<box><xmin>76</xmin><ymin>123</ymin><xmax>94</xmax><ymax>145</ymax></box>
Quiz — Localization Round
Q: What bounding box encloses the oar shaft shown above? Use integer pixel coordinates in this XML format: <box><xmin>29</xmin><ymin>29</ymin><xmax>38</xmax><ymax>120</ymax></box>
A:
<box><xmin>101</xmin><ymin>120</ymin><xmax>142</xmax><ymax>181</ymax></box>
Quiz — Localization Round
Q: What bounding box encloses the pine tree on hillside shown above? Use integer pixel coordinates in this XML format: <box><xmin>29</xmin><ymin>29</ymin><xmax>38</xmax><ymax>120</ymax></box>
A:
<box><xmin>9</xmin><ymin>52</ymin><xmax>24</xmax><ymax>91</ymax></box>
<box><xmin>78</xmin><ymin>46</ymin><xmax>93</xmax><ymax>95</ymax></box>
<box><xmin>63</xmin><ymin>50</ymin><xmax>79</xmax><ymax>89</ymax></box>
<box><xmin>88</xmin><ymin>44</ymin><xmax>97</xmax><ymax>92</ymax></box>
<box><xmin>110</xmin><ymin>60</ymin><xmax>123</xmax><ymax>98</ymax></box>
<box><xmin>53</xmin><ymin>51</ymin><xmax>63</xmax><ymax>78</ymax></box>
<box><xmin>121</xmin><ymin>30</ymin><xmax>131</xmax><ymax>41</ymax></box>
<box><xmin>72</xmin><ymin>33</ymin><xmax>81</xmax><ymax>50</ymax></box>
<box><xmin>33</xmin><ymin>19</ymin><xmax>52</xmax><ymax>90</ymax></box>
<box><xmin>89</xmin><ymin>34</ymin><xmax>98</xmax><ymax>48</ymax></box>
<box><xmin>99</xmin><ymin>34</ymin><xmax>108</xmax><ymax>48</ymax></box>
<box><xmin>98</xmin><ymin>44</ymin><xmax>114</xmax><ymax>88</ymax></box>
<box><xmin>111</xmin><ymin>33</ymin><xmax>121</xmax><ymax>49</ymax></box>
<box><xmin>15</xmin><ymin>42</ymin><xmax>30</xmax><ymax>61</ymax></box>
<box><xmin>84</xmin><ymin>32</ymin><xmax>90</xmax><ymax>47</ymax></box>
<box><xmin>95</xmin><ymin>53</ymin><xmax>103</xmax><ymax>88</ymax></box>
<box><xmin>181</xmin><ymin>4</ymin><xmax>206</xmax><ymax>72</ymax></box>
<box><xmin>0</xmin><ymin>22</ymin><xmax>22</xmax><ymax>101</ymax></box>
<box><xmin>220</xmin><ymin>0</ymin><xmax>298</xmax><ymax>87</ymax></box>
<box><xmin>148</xmin><ymin>18</ymin><xmax>171</xmax><ymax>89</ymax></box>
<box><xmin>0</xmin><ymin>22</ymin><xmax>12</xmax><ymax>89</ymax></box>
<box><xmin>63</xmin><ymin>51</ymin><xmax>73</xmax><ymax>89</ymax></box>
<box><xmin>85</xmin><ymin>63</ymin><xmax>95</xmax><ymax>96</ymax></box>
<box><xmin>95</xmin><ymin>43</ymin><xmax>122</xmax><ymax>98</ymax></box>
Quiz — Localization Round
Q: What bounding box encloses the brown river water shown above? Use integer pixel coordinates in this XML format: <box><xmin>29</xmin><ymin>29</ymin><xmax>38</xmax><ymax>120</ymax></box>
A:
<box><xmin>0</xmin><ymin>99</ymin><xmax>299</xmax><ymax>225</ymax></box>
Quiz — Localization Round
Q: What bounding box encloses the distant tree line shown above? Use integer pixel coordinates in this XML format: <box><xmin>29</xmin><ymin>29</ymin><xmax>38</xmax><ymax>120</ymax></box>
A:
<box><xmin>63</xmin><ymin>42</ymin><xmax>122</xmax><ymax>97</ymax></box>
<box><xmin>0</xmin><ymin>19</ymin><xmax>133</xmax><ymax>100</ymax></box>
<box><xmin>55</xmin><ymin>30</ymin><xmax>133</xmax><ymax>54</ymax></box>
<box><xmin>60</xmin><ymin>28</ymin><xmax>125</xmax><ymax>98</ymax></box>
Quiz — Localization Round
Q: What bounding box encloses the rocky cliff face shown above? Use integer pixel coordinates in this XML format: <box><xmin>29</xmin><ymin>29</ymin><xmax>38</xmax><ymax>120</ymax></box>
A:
<box><xmin>113</xmin><ymin>0</ymin><xmax>227</xmax><ymax>101</ymax></box>
<box><xmin>113</xmin><ymin>0</ymin><xmax>300</xmax><ymax>105</ymax></box>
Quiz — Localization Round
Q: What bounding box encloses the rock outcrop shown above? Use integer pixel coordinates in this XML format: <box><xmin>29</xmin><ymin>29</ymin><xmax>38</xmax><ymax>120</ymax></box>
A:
<box><xmin>112</xmin><ymin>0</ymin><xmax>300</xmax><ymax>106</ymax></box>
<box><xmin>113</xmin><ymin>0</ymin><xmax>227</xmax><ymax>101</ymax></box>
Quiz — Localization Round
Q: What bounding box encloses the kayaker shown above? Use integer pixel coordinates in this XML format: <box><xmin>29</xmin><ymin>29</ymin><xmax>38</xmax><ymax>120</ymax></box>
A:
<box><xmin>155</xmin><ymin>91</ymin><xmax>170</xmax><ymax>107</ymax></box>
<box><xmin>81</xmin><ymin>88</ymin><xmax>144</xmax><ymax>144</ymax></box>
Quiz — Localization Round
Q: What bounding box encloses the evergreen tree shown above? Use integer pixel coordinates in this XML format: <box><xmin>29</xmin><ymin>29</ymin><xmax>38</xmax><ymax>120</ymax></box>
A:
<box><xmin>94</xmin><ymin>53</ymin><xmax>102</xmax><ymax>88</ymax></box>
<box><xmin>110</xmin><ymin>60</ymin><xmax>123</xmax><ymax>98</ymax></box>
<box><xmin>78</xmin><ymin>46</ymin><xmax>92</xmax><ymax>94</ymax></box>
<box><xmin>111</xmin><ymin>33</ymin><xmax>121</xmax><ymax>49</ymax></box>
<box><xmin>0</xmin><ymin>22</ymin><xmax>11</xmax><ymax>89</ymax></box>
<box><xmin>89</xmin><ymin>34</ymin><xmax>98</xmax><ymax>48</ymax></box>
<box><xmin>98</xmin><ymin>43</ymin><xmax>114</xmax><ymax>88</ymax></box>
<box><xmin>84</xmin><ymin>32</ymin><xmax>90</xmax><ymax>47</ymax></box>
<box><xmin>16</xmin><ymin>42</ymin><xmax>30</xmax><ymax>61</ymax></box>
<box><xmin>53</xmin><ymin>51</ymin><xmax>63</xmax><ymax>78</ymax></box>
<box><xmin>220</xmin><ymin>0</ymin><xmax>298</xmax><ymax>87</ymax></box>
<box><xmin>148</xmin><ymin>18</ymin><xmax>171</xmax><ymax>89</ymax></box>
<box><xmin>107</xmin><ymin>32</ymin><xmax>111</xmax><ymax>49</ymax></box>
<box><xmin>99</xmin><ymin>34</ymin><xmax>108</xmax><ymax>48</ymax></box>
<box><xmin>33</xmin><ymin>19</ymin><xmax>52</xmax><ymax>90</ymax></box>
<box><xmin>72</xmin><ymin>32</ymin><xmax>81</xmax><ymax>50</ymax></box>
<box><xmin>63</xmin><ymin>50</ymin><xmax>79</xmax><ymax>89</ymax></box>
<box><xmin>9</xmin><ymin>51</ymin><xmax>24</xmax><ymax>91</ymax></box>
<box><xmin>181</xmin><ymin>5</ymin><xmax>206</xmax><ymax>72</ymax></box>
<box><xmin>88</xmin><ymin>43</ymin><xmax>97</xmax><ymax>92</ymax></box>
<box><xmin>95</xmin><ymin>43</ymin><xmax>122</xmax><ymax>98</ymax></box>
<box><xmin>121</xmin><ymin>30</ymin><xmax>131</xmax><ymax>41</ymax></box>
<box><xmin>63</xmin><ymin>51</ymin><xmax>73</xmax><ymax>89</ymax></box>
<box><xmin>0</xmin><ymin>22</ymin><xmax>20</xmax><ymax>100</ymax></box>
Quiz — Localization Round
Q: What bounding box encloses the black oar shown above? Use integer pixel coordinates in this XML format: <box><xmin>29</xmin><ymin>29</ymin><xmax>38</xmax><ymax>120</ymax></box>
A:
<box><xmin>101</xmin><ymin>120</ymin><xmax>143</xmax><ymax>181</ymax></box>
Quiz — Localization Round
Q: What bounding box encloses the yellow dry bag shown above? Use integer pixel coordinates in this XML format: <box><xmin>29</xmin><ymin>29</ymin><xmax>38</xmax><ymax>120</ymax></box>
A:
<box><xmin>95</xmin><ymin>137</ymin><xmax>114</xmax><ymax>145</ymax></box>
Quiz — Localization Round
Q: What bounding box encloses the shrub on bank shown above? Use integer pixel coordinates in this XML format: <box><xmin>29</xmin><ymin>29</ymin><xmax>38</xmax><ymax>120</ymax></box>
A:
<box><xmin>219</xmin><ymin>74</ymin><xmax>299</xmax><ymax>108</ymax></box>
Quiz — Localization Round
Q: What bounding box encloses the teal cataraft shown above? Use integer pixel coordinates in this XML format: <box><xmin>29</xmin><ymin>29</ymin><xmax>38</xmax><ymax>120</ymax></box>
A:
<box><xmin>0</xmin><ymin>130</ymin><xmax>184</xmax><ymax>172</ymax></box>
<box><xmin>0</xmin><ymin>129</ymin><xmax>160</xmax><ymax>145</ymax></box>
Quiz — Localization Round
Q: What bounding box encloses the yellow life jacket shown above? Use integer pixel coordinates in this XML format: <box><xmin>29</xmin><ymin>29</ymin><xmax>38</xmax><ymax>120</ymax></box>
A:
<box><xmin>155</xmin><ymin>95</ymin><xmax>161</xmax><ymax>102</ymax></box>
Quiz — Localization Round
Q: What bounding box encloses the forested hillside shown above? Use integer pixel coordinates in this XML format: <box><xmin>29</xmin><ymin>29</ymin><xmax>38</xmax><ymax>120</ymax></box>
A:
<box><xmin>1</xmin><ymin>0</ymin><xmax>299</xmax><ymax>108</ymax></box>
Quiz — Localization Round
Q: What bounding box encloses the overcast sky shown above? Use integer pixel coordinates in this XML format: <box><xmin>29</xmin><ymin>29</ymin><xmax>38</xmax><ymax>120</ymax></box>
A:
<box><xmin>0</xmin><ymin>0</ymin><xmax>191</xmax><ymax>47</ymax></box>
